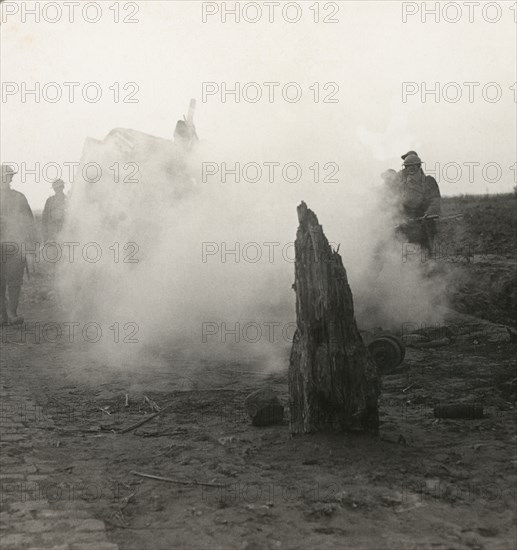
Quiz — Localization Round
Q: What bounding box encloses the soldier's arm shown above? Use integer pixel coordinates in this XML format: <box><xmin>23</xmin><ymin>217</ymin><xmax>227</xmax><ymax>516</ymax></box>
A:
<box><xmin>424</xmin><ymin>176</ymin><xmax>441</xmax><ymax>216</ymax></box>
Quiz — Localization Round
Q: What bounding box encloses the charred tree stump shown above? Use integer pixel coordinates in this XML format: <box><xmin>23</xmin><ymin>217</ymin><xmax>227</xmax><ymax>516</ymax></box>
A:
<box><xmin>288</xmin><ymin>202</ymin><xmax>380</xmax><ymax>434</ymax></box>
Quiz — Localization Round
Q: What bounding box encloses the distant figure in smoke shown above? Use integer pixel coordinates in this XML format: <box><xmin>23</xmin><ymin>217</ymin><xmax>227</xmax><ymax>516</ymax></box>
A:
<box><xmin>42</xmin><ymin>179</ymin><xmax>67</xmax><ymax>243</ymax></box>
<box><xmin>392</xmin><ymin>153</ymin><xmax>441</xmax><ymax>254</ymax></box>
<box><xmin>174</xmin><ymin>119</ymin><xmax>198</xmax><ymax>152</ymax></box>
<box><xmin>381</xmin><ymin>168</ymin><xmax>398</xmax><ymax>193</ymax></box>
<box><xmin>173</xmin><ymin>99</ymin><xmax>199</xmax><ymax>152</ymax></box>
<box><xmin>0</xmin><ymin>164</ymin><xmax>36</xmax><ymax>325</ymax></box>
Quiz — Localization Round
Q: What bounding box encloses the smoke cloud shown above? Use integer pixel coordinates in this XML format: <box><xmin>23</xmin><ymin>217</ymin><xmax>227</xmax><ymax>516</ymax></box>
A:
<box><xmin>55</xmin><ymin>105</ymin><xmax>450</xmax><ymax>374</ymax></box>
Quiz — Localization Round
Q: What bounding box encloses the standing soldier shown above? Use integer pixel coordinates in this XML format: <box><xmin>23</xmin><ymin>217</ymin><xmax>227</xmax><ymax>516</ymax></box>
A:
<box><xmin>0</xmin><ymin>165</ymin><xmax>36</xmax><ymax>325</ymax></box>
<box><xmin>393</xmin><ymin>153</ymin><xmax>441</xmax><ymax>254</ymax></box>
<box><xmin>42</xmin><ymin>179</ymin><xmax>67</xmax><ymax>242</ymax></box>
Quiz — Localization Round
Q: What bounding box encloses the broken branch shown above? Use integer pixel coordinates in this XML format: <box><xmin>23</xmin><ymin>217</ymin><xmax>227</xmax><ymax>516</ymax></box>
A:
<box><xmin>119</xmin><ymin>403</ymin><xmax>174</xmax><ymax>434</ymax></box>
<box><xmin>130</xmin><ymin>471</ymin><xmax>225</xmax><ymax>488</ymax></box>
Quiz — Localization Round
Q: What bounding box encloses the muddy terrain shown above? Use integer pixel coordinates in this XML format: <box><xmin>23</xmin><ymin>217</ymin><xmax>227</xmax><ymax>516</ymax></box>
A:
<box><xmin>1</xmin><ymin>194</ymin><xmax>516</xmax><ymax>550</ymax></box>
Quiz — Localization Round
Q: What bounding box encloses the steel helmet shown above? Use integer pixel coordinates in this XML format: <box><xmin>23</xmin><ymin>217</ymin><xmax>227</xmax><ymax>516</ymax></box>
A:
<box><xmin>403</xmin><ymin>154</ymin><xmax>422</xmax><ymax>166</ymax></box>
<box><xmin>401</xmin><ymin>150</ymin><xmax>418</xmax><ymax>160</ymax></box>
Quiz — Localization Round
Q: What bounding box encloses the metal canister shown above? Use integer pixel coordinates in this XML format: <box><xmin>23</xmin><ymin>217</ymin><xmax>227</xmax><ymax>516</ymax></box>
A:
<box><xmin>433</xmin><ymin>403</ymin><xmax>484</xmax><ymax>419</ymax></box>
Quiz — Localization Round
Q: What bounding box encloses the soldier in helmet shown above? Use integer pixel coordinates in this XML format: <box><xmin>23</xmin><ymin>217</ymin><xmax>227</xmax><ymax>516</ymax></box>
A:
<box><xmin>392</xmin><ymin>152</ymin><xmax>441</xmax><ymax>254</ymax></box>
<box><xmin>42</xmin><ymin>179</ymin><xmax>67</xmax><ymax>242</ymax></box>
<box><xmin>0</xmin><ymin>164</ymin><xmax>36</xmax><ymax>324</ymax></box>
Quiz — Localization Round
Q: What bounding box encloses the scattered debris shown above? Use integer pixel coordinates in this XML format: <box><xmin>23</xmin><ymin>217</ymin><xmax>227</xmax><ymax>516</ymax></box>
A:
<box><xmin>144</xmin><ymin>395</ymin><xmax>161</xmax><ymax>412</ymax></box>
<box><xmin>365</xmin><ymin>334</ymin><xmax>406</xmax><ymax>375</ymax></box>
<box><xmin>119</xmin><ymin>403</ymin><xmax>174</xmax><ymax>434</ymax></box>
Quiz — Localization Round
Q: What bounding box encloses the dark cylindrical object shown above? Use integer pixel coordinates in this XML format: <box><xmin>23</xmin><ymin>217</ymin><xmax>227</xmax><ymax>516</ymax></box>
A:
<box><xmin>434</xmin><ymin>403</ymin><xmax>484</xmax><ymax>419</ymax></box>
<box><xmin>367</xmin><ymin>336</ymin><xmax>403</xmax><ymax>375</ymax></box>
<box><xmin>383</xmin><ymin>334</ymin><xmax>406</xmax><ymax>363</ymax></box>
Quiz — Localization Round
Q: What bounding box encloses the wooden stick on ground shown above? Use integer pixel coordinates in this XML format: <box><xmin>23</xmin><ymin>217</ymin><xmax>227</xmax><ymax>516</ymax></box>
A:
<box><xmin>144</xmin><ymin>395</ymin><xmax>160</xmax><ymax>412</ymax></box>
<box><xmin>130</xmin><ymin>471</ymin><xmax>225</xmax><ymax>488</ymax></box>
<box><xmin>119</xmin><ymin>403</ymin><xmax>174</xmax><ymax>434</ymax></box>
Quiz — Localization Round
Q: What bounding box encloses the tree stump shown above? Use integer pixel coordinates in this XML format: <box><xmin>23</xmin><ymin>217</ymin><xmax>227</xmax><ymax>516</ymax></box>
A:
<box><xmin>288</xmin><ymin>202</ymin><xmax>380</xmax><ymax>434</ymax></box>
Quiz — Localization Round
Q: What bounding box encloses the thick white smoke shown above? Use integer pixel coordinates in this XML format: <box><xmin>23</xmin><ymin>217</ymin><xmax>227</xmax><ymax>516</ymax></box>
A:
<box><xmin>56</xmin><ymin>111</ymin><xmax>449</xmax><ymax>372</ymax></box>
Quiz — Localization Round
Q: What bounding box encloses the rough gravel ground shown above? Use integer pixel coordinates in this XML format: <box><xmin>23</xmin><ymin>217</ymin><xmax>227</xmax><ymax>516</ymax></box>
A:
<box><xmin>1</xmin><ymin>197</ymin><xmax>516</xmax><ymax>549</ymax></box>
<box><xmin>1</xmin><ymin>276</ymin><xmax>515</xmax><ymax>549</ymax></box>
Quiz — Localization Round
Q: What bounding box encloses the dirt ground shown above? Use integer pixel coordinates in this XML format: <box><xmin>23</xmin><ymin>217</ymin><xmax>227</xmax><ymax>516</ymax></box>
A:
<box><xmin>1</xmin><ymin>263</ymin><xmax>516</xmax><ymax>550</ymax></box>
<box><xmin>2</xmin><ymin>195</ymin><xmax>517</xmax><ymax>549</ymax></box>
<box><xmin>440</xmin><ymin>194</ymin><xmax>516</xmax><ymax>327</ymax></box>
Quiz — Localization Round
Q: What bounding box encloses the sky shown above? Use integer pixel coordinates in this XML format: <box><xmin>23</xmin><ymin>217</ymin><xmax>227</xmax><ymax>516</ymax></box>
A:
<box><xmin>1</xmin><ymin>0</ymin><xmax>516</xmax><ymax>209</ymax></box>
